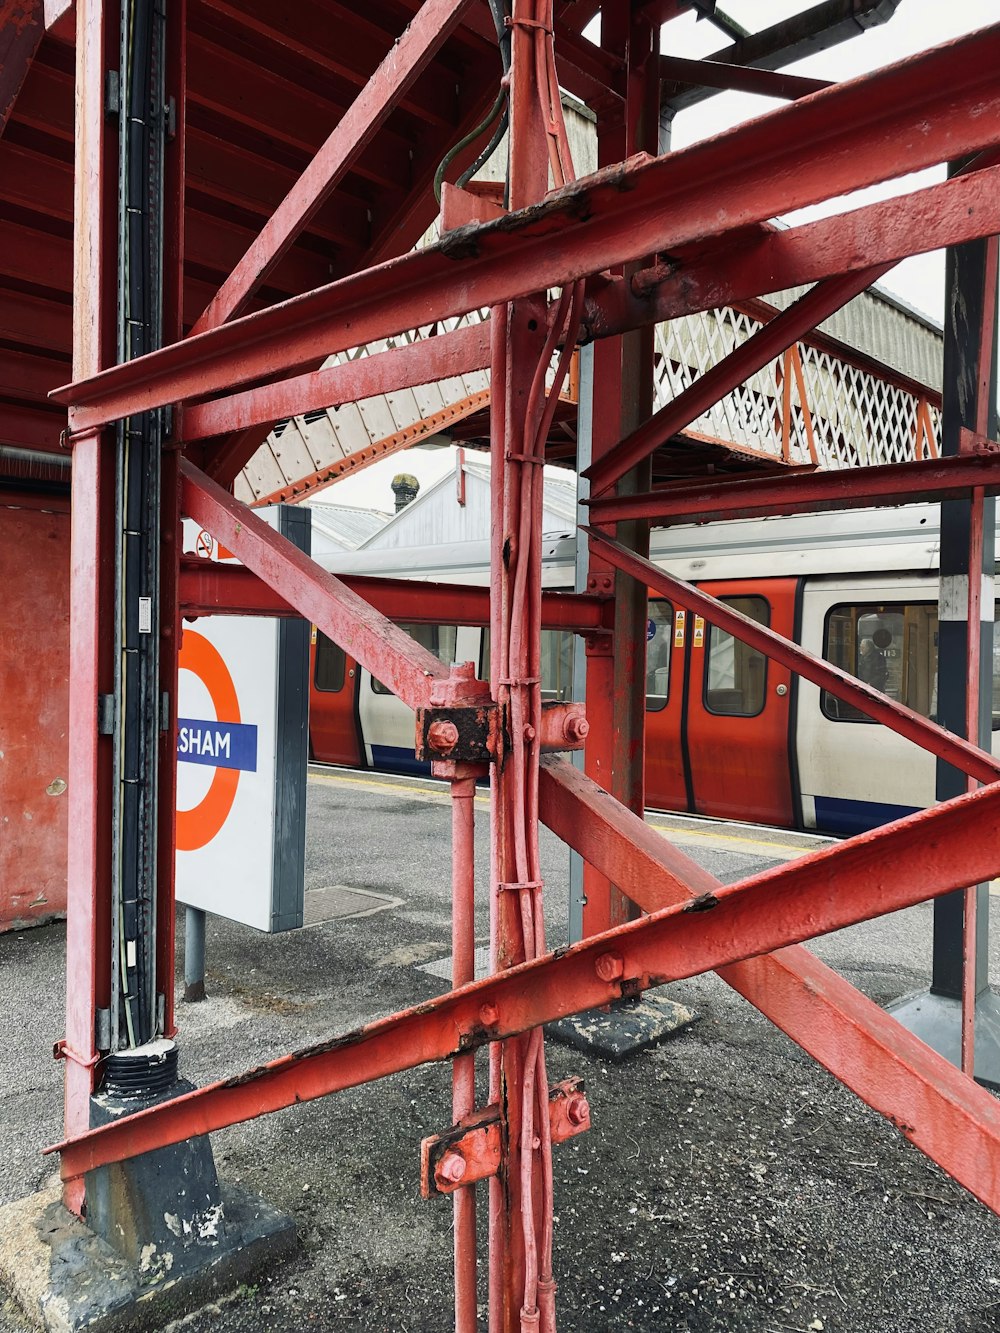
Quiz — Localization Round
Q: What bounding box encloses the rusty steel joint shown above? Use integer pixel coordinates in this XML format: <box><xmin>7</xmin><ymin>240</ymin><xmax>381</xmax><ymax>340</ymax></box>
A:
<box><xmin>420</xmin><ymin>1078</ymin><xmax>591</xmax><ymax>1198</ymax></box>
<box><xmin>415</xmin><ymin>704</ymin><xmax>497</xmax><ymax>763</ymax></box>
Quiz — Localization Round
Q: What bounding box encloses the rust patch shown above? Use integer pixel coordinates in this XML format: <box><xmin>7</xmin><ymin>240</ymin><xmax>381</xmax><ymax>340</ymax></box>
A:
<box><xmin>438</xmin><ymin>226</ymin><xmax>482</xmax><ymax>262</ymax></box>
<box><xmin>683</xmin><ymin>892</ymin><xmax>719</xmax><ymax>913</ymax></box>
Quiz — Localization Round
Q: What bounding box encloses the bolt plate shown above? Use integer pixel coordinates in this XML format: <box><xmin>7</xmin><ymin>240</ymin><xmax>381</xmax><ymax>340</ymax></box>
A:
<box><xmin>420</xmin><ymin>1078</ymin><xmax>590</xmax><ymax>1198</ymax></box>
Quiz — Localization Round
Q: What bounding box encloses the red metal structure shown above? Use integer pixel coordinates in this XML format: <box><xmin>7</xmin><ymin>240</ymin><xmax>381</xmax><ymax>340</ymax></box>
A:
<box><xmin>3</xmin><ymin>0</ymin><xmax>1000</xmax><ymax>1328</ymax></box>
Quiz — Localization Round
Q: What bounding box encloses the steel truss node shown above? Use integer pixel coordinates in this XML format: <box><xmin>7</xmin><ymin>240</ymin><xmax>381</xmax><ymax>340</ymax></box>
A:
<box><xmin>46</xmin><ymin>1</ymin><xmax>1000</xmax><ymax>1329</ymax></box>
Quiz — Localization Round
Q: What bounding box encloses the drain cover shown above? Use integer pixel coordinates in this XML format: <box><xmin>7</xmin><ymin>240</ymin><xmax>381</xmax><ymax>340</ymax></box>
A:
<box><xmin>417</xmin><ymin>945</ymin><xmax>491</xmax><ymax>982</ymax></box>
<box><xmin>304</xmin><ymin>885</ymin><xmax>401</xmax><ymax>926</ymax></box>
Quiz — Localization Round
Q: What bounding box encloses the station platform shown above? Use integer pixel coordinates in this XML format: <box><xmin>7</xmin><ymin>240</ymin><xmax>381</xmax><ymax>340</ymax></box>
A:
<box><xmin>1</xmin><ymin>767</ymin><xmax>998</xmax><ymax>1333</ymax></box>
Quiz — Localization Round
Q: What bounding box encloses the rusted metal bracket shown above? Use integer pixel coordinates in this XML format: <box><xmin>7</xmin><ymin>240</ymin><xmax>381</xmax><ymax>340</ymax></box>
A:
<box><xmin>420</xmin><ymin>1078</ymin><xmax>591</xmax><ymax>1199</ymax></box>
<box><xmin>417</xmin><ymin>704</ymin><xmax>497</xmax><ymax>763</ymax></box>
<box><xmin>416</xmin><ymin>700</ymin><xmax>590</xmax><ymax>762</ymax></box>
<box><xmin>959</xmin><ymin>426</ymin><xmax>1000</xmax><ymax>456</ymax></box>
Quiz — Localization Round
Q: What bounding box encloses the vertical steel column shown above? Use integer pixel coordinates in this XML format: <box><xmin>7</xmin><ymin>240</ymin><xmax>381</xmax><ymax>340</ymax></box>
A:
<box><xmin>450</xmin><ymin>771</ymin><xmax>478</xmax><ymax>1333</ymax></box>
<box><xmin>933</xmin><ymin>227</ymin><xmax>998</xmax><ymax>1047</ymax></box>
<box><xmin>64</xmin><ymin>0</ymin><xmax>117</xmax><ymax>1216</ymax></box>
<box><xmin>488</xmin><ymin>4</ymin><xmax>552</xmax><ymax>1327</ymax></box>
<box><xmin>581</xmin><ymin>2</ymin><xmax>659</xmax><ymax>938</ymax></box>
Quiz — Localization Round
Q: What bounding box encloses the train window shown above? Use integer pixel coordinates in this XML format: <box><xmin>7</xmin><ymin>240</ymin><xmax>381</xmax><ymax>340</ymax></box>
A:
<box><xmin>314</xmin><ymin>631</ymin><xmax>345</xmax><ymax>693</ymax></box>
<box><xmin>821</xmin><ymin>603</ymin><xmax>936</xmax><ymax>722</ymax></box>
<box><xmin>371</xmin><ymin>623</ymin><xmax>459</xmax><ymax>694</ymax></box>
<box><xmin>645</xmin><ymin>599</ymin><xmax>672</xmax><ymax>712</ymax></box>
<box><xmin>480</xmin><ymin>628</ymin><xmax>574</xmax><ymax>701</ymax></box>
<box><xmin>704</xmin><ymin>597</ymin><xmax>769</xmax><ymax>716</ymax></box>
<box><xmin>540</xmin><ymin>630</ymin><xmax>574</xmax><ymax>702</ymax></box>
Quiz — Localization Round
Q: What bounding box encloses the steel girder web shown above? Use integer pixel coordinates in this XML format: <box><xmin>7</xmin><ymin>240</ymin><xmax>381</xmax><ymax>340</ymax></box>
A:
<box><xmin>48</xmin><ymin>774</ymin><xmax>1000</xmax><ymax>1209</ymax></box>
<box><xmin>53</xmin><ymin>23</ymin><xmax>1000</xmax><ymax>431</ymax></box>
<box><xmin>586</xmin><ymin>450</ymin><xmax>1000</xmax><ymax>526</ymax></box>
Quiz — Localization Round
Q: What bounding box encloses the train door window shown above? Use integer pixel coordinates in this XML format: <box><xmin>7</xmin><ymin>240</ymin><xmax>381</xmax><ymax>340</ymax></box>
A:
<box><xmin>645</xmin><ymin>599</ymin><xmax>673</xmax><ymax>712</ymax></box>
<box><xmin>314</xmin><ymin>631</ymin><xmax>346</xmax><ymax>693</ymax></box>
<box><xmin>821</xmin><ymin>603</ymin><xmax>936</xmax><ymax>721</ymax></box>
<box><xmin>704</xmin><ymin>597</ymin><xmax>769</xmax><ymax>716</ymax></box>
<box><xmin>371</xmin><ymin>623</ymin><xmax>459</xmax><ymax>694</ymax></box>
<box><xmin>540</xmin><ymin>630</ymin><xmax>574</xmax><ymax>701</ymax></box>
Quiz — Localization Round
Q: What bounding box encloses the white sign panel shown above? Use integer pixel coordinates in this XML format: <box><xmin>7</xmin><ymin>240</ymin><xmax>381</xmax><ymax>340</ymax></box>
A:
<box><xmin>175</xmin><ymin>512</ymin><xmax>308</xmax><ymax>931</ymax></box>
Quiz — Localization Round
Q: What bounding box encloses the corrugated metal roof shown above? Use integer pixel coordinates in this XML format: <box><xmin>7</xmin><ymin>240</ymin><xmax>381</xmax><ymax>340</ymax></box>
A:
<box><xmin>362</xmin><ymin>452</ymin><xmax>577</xmax><ymax>550</ymax></box>
<box><xmin>307</xmin><ymin>502</ymin><xmax>390</xmax><ymax>552</ymax></box>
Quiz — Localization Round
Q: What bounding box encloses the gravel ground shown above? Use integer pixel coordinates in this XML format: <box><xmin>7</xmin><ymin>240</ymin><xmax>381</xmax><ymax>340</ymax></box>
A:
<box><xmin>2</xmin><ymin>768</ymin><xmax>1000</xmax><ymax>1332</ymax></box>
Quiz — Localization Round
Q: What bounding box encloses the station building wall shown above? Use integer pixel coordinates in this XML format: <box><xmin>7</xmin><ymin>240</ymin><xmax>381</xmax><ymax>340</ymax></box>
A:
<box><xmin>0</xmin><ymin>492</ymin><xmax>70</xmax><ymax>931</ymax></box>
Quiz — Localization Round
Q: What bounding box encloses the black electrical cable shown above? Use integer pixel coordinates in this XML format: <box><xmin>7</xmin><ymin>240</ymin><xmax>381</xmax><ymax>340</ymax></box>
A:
<box><xmin>433</xmin><ymin>0</ymin><xmax>511</xmax><ymax>204</ymax></box>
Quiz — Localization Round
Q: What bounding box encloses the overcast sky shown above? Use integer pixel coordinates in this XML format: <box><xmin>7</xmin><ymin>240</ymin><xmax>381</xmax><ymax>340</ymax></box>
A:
<box><xmin>318</xmin><ymin>4</ymin><xmax>996</xmax><ymax>512</ymax></box>
<box><xmin>666</xmin><ymin>1</ymin><xmax>997</xmax><ymax>322</ymax></box>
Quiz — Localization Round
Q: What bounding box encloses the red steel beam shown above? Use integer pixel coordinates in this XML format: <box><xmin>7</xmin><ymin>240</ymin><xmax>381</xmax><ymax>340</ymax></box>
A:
<box><xmin>537</xmin><ymin>757</ymin><xmax>1000</xmax><ymax>1221</ymax></box>
<box><xmin>0</xmin><ymin>0</ymin><xmax>43</xmax><ymax>138</ymax></box>
<box><xmin>585</xmin><ymin>526</ymin><xmax>1000</xmax><ymax>787</ymax></box>
<box><xmin>61</xmin><ymin>0</ymin><xmax>115</xmax><ymax>1220</ymax></box>
<box><xmin>185</xmin><ymin>320</ymin><xmax>491</xmax><ymax>447</ymax></box>
<box><xmin>54</xmin><ymin>25</ymin><xmax>1000</xmax><ymax>427</ymax></box>
<box><xmin>585</xmin><ymin>266</ymin><xmax>886</xmax><ymax>498</ymax></box>
<box><xmin>177</xmin><ymin>560</ymin><xmax>610</xmax><ymax>634</ymax></box>
<box><xmin>179</xmin><ymin>460</ymin><xmax>454</xmax><ymax>711</ymax></box>
<box><xmin>190</xmin><ymin>0</ymin><xmax>477</xmax><ymax>334</ymax></box>
<box><xmin>586</xmin><ymin>158</ymin><xmax>1000</xmax><ymax>346</ymax></box>
<box><xmin>587</xmin><ymin>451</ymin><xmax>1000</xmax><ymax>526</ymax></box>
<box><xmin>584</xmin><ymin>152</ymin><xmax>997</xmax><ymax>495</ymax></box>
<box><xmin>50</xmin><ymin>776</ymin><xmax>1000</xmax><ymax>1198</ymax></box>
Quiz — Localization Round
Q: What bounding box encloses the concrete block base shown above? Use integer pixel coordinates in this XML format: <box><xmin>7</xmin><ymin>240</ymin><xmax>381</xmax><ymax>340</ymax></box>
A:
<box><xmin>546</xmin><ymin>989</ymin><xmax>699</xmax><ymax>1061</ymax></box>
<box><xmin>0</xmin><ymin>1181</ymin><xmax>296</xmax><ymax>1332</ymax></box>
<box><xmin>887</xmin><ymin>985</ymin><xmax>1000</xmax><ymax>1089</ymax></box>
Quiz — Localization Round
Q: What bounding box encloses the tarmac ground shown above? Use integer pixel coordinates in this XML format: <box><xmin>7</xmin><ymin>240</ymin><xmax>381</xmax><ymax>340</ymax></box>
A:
<box><xmin>2</xmin><ymin>766</ymin><xmax>1000</xmax><ymax>1332</ymax></box>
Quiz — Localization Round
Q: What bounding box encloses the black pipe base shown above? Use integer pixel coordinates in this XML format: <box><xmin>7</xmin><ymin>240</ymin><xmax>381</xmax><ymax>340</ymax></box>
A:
<box><xmin>887</xmin><ymin>985</ymin><xmax>1000</xmax><ymax>1089</ymax></box>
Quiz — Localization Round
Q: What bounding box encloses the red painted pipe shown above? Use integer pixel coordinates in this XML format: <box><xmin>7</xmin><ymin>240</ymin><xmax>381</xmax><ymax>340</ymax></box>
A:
<box><xmin>451</xmin><ymin>775</ymin><xmax>478</xmax><ymax>1333</ymax></box>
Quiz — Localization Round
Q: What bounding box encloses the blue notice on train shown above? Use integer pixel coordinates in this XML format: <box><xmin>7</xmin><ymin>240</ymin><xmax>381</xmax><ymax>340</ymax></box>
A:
<box><xmin>177</xmin><ymin>719</ymin><xmax>258</xmax><ymax>772</ymax></box>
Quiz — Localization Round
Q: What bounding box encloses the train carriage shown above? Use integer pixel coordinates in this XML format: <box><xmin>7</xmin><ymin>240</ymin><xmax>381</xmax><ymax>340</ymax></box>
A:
<box><xmin>307</xmin><ymin>505</ymin><xmax>1000</xmax><ymax>835</ymax></box>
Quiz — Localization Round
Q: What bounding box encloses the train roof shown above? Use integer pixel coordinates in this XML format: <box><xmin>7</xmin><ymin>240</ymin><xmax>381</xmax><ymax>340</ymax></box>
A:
<box><xmin>319</xmin><ymin>503</ymin><xmax>987</xmax><ymax>588</ymax></box>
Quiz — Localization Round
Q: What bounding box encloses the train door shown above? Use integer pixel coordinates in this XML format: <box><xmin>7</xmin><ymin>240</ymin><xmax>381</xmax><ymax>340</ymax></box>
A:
<box><xmin>359</xmin><ymin>623</ymin><xmax>481</xmax><ymax>772</ymax></box>
<box><xmin>796</xmin><ymin>575</ymin><xmax>939</xmax><ymax>834</ymax></box>
<box><xmin>643</xmin><ymin>597</ymin><xmax>688</xmax><ymax>812</ymax></box>
<box><xmin>684</xmin><ymin>578</ymin><xmax>797</xmax><ymax>826</ymax></box>
<box><xmin>309</xmin><ymin>630</ymin><xmax>361</xmax><ymax>766</ymax></box>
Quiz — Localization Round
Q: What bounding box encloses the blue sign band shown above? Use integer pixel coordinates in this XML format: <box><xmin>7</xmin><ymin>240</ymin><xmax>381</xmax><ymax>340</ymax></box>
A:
<box><xmin>177</xmin><ymin>719</ymin><xmax>258</xmax><ymax>772</ymax></box>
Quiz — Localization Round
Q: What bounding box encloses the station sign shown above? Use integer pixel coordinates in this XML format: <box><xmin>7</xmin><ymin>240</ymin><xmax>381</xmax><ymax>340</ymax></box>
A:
<box><xmin>175</xmin><ymin>508</ymin><xmax>310</xmax><ymax>932</ymax></box>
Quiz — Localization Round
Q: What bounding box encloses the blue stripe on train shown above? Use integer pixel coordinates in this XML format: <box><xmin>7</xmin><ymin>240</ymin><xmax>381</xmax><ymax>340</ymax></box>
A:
<box><xmin>370</xmin><ymin>744</ymin><xmax>431</xmax><ymax>777</ymax></box>
<box><xmin>812</xmin><ymin>795</ymin><xmax>920</xmax><ymax>836</ymax></box>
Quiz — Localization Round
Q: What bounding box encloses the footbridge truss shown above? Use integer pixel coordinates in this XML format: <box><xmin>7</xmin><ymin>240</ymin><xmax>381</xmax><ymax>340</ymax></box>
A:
<box><xmin>5</xmin><ymin>1</ymin><xmax>1000</xmax><ymax>1330</ymax></box>
<box><xmin>235</xmin><ymin>275</ymin><xmax>944</xmax><ymax>507</ymax></box>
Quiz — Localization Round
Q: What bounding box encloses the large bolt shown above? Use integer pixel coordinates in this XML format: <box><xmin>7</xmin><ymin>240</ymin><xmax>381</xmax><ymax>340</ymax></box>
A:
<box><xmin>479</xmin><ymin>1002</ymin><xmax>499</xmax><ymax>1027</ymax></box>
<box><xmin>594</xmin><ymin>952</ymin><xmax>624</xmax><ymax>982</ymax></box>
<box><xmin>566</xmin><ymin>1093</ymin><xmax>590</xmax><ymax>1126</ymax></box>
<box><xmin>438</xmin><ymin>1152</ymin><xmax>467</xmax><ymax>1184</ymax></box>
<box><xmin>427</xmin><ymin>720</ymin><xmax>460</xmax><ymax>754</ymax></box>
<box><xmin>562</xmin><ymin>712</ymin><xmax>590</xmax><ymax>744</ymax></box>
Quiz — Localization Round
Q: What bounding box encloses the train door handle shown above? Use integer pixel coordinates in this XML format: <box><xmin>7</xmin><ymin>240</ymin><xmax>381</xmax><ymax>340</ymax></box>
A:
<box><xmin>775</xmin><ymin>683</ymin><xmax>788</xmax><ymax>697</ymax></box>
<box><xmin>349</xmin><ymin>668</ymin><xmax>355</xmax><ymax>678</ymax></box>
